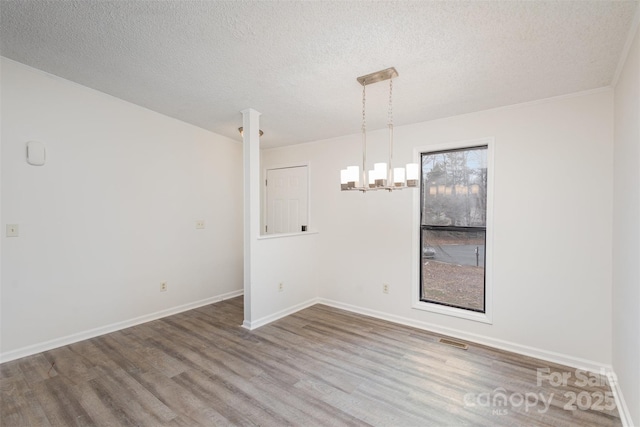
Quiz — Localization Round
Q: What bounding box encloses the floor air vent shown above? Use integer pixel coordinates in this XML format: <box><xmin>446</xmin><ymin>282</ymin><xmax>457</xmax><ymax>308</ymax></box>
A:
<box><xmin>439</xmin><ymin>338</ymin><xmax>469</xmax><ymax>350</ymax></box>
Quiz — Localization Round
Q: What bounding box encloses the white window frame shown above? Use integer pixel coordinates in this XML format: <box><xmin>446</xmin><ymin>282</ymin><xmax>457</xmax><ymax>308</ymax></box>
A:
<box><xmin>412</xmin><ymin>138</ymin><xmax>494</xmax><ymax>324</ymax></box>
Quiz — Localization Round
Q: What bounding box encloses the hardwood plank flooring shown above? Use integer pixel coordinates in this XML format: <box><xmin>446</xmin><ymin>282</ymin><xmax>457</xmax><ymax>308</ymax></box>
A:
<box><xmin>0</xmin><ymin>297</ymin><xmax>622</xmax><ymax>426</ymax></box>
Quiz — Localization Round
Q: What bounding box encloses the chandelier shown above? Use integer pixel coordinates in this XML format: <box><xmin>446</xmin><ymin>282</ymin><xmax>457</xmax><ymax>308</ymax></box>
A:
<box><xmin>340</xmin><ymin>67</ymin><xmax>419</xmax><ymax>192</ymax></box>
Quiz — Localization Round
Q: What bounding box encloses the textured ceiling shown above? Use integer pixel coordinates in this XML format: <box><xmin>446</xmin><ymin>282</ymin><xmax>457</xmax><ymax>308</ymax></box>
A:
<box><xmin>1</xmin><ymin>1</ymin><xmax>638</xmax><ymax>148</ymax></box>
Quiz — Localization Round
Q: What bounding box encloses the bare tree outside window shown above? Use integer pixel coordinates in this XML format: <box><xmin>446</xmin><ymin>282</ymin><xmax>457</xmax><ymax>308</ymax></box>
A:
<box><xmin>420</xmin><ymin>146</ymin><xmax>488</xmax><ymax>312</ymax></box>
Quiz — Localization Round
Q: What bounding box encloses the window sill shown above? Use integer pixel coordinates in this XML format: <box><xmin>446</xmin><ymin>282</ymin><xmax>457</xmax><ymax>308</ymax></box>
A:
<box><xmin>412</xmin><ymin>300</ymin><xmax>492</xmax><ymax>324</ymax></box>
<box><xmin>258</xmin><ymin>230</ymin><xmax>319</xmax><ymax>240</ymax></box>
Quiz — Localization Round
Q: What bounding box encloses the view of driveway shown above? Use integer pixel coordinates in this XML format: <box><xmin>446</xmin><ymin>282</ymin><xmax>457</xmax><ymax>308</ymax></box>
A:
<box><xmin>422</xmin><ymin>244</ymin><xmax>486</xmax><ymax>311</ymax></box>
<box><xmin>431</xmin><ymin>244</ymin><xmax>485</xmax><ymax>267</ymax></box>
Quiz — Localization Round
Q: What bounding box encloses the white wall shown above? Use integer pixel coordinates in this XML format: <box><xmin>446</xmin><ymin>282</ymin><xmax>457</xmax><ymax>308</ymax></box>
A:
<box><xmin>613</xmin><ymin>21</ymin><xmax>640</xmax><ymax>426</ymax></box>
<box><xmin>241</xmin><ymin>111</ymin><xmax>319</xmax><ymax>328</ymax></box>
<box><xmin>262</xmin><ymin>89</ymin><xmax>615</xmax><ymax>368</ymax></box>
<box><xmin>248</xmin><ymin>149</ymin><xmax>320</xmax><ymax>325</ymax></box>
<box><xmin>250</xmin><ymin>235</ymin><xmax>319</xmax><ymax>322</ymax></box>
<box><xmin>1</xmin><ymin>58</ymin><xmax>243</xmax><ymax>360</ymax></box>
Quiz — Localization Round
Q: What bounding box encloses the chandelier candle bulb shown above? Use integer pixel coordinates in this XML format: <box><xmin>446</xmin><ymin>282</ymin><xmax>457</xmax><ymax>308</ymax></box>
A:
<box><xmin>340</xmin><ymin>169</ymin><xmax>350</xmax><ymax>190</ymax></box>
<box><xmin>406</xmin><ymin>163</ymin><xmax>419</xmax><ymax>187</ymax></box>
<box><xmin>394</xmin><ymin>167</ymin><xmax>405</xmax><ymax>187</ymax></box>
<box><xmin>368</xmin><ymin>170</ymin><xmax>377</xmax><ymax>188</ymax></box>
<box><xmin>374</xmin><ymin>162</ymin><xmax>387</xmax><ymax>187</ymax></box>
<box><xmin>347</xmin><ymin>165</ymin><xmax>360</xmax><ymax>188</ymax></box>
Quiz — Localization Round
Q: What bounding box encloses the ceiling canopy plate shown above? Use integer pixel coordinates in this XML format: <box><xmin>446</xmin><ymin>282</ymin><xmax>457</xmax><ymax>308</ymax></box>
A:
<box><xmin>356</xmin><ymin>67</ymin><xmax>398</xmax><ymax>86</ymax></box>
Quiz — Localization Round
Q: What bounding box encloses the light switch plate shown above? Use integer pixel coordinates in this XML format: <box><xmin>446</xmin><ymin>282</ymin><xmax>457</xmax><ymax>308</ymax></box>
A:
<box><xmin>27</xmin><ymin>141</ymin><xmax>46</xmax><ymax>166</ymax></box>
<box><xmin>6</xmin><ymin>224</ymin><xmax>19</xmax><ymax>237</ymax></box>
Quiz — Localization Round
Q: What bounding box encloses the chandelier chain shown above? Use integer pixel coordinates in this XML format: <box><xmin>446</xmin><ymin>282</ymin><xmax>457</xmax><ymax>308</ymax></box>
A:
<box><xmin>362</xmin><ymin>83</ymin><xmax>367</xmax><ymax>133</ymax></box>
<box><xmin>388</xmin><ymin>78</ymin><xmax>393</xmax><ymax>126</ymax></box>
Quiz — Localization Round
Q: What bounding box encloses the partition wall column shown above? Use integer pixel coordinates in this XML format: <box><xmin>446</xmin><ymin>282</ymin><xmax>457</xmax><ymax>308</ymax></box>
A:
<box><xmin>241</xmin><ymin>108</ymin><xmax>261</xmax><ymax>328</ymax></box>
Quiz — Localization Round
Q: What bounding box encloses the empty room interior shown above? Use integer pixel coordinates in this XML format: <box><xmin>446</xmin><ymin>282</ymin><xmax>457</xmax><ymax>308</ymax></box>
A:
<box><xmin>1</xmin><ymin>1</ymin><xmax>639</xmax><ymax>426</ymax></box>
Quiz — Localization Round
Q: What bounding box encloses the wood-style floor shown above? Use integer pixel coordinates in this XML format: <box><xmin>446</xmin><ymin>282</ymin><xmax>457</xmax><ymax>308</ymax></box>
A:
<box><xmin>1</xmin><ymin>297</ymin><xmax>622</xmax><ymax>426</ymax></box>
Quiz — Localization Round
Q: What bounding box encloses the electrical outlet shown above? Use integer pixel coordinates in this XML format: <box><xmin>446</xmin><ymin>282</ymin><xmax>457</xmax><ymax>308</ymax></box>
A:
<box><xmin>278</xmin><ymin>282</ymin><xmax>284</xmax><ymax>292</ymax></box>
<box><xmin>383</xmin><ymin>283</ymin><xmax>389</xmax><ymax>294</ymax></box>
<box><xmin>195</xmin><ymin>220</ymin><xmax>205</xmax><ymax>229</ymax></box>
<box><xmin>160</xmin><ymin>282</ymin><xmax>168</xmax><ymax>292</ymax></box>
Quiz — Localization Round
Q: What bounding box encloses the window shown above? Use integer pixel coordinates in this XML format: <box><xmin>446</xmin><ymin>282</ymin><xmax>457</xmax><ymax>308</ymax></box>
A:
<box><xmin>420</xmin><ymin>145</ymin><xmax>489</xmax><ymax>314</ymax></box>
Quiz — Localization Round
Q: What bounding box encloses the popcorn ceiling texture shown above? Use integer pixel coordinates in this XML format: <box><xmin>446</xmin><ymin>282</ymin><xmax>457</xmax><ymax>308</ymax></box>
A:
<box><xmin>1</xmin><ymin>1</ymin><xmax>638</xmax><ymax>148</ymax></box>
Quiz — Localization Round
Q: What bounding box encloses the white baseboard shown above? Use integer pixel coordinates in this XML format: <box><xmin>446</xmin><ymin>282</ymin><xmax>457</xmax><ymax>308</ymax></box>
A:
<box><xmin>242</xmin><ymin>297</ymin><xmax>320</xmax><ymax>330</ymax></box>
<box><xmin>0</xmin><ymin>289</ymin><xmax>244</xmax><ymax>363</ymax></box>
<box><xmin>607</xmin><ymin>371</ymin><xmax>634</xmax><ymax>427</ymax></box>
